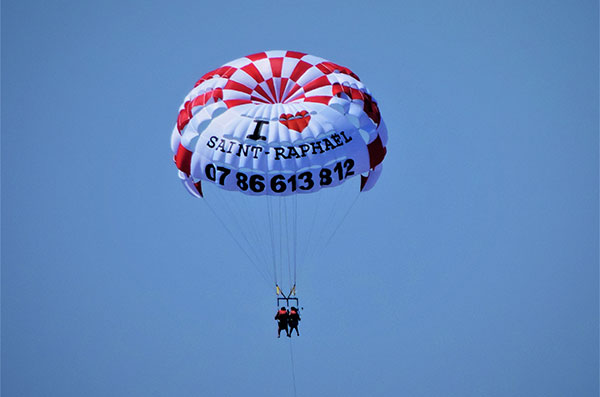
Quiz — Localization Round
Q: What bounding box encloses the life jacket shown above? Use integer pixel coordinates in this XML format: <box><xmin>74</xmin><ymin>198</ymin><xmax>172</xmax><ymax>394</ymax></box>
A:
<box><xmin>290</xmin><ymin>310</ymin><xmax>297</xmax><ymax>315</ymax></box>
<box><xmin>278</xmin><ymin>309</ymin><xmax>287</xmax><ymax>315</ymax></box>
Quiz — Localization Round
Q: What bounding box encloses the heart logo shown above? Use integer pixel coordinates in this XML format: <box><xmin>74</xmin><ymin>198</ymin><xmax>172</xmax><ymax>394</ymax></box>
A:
<box><xmin>279</xmin><ymin>110</ymin><xmax>311</xmax><ymax>133</ymax></box>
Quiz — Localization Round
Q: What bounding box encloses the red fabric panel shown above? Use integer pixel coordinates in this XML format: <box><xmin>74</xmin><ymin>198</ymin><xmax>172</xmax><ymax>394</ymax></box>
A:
<box><xmin>279</xmin><ymin>77</ymin><xmax>288</xmax><ymax>101</ymax></box>
<box><xmin>288</xmin><ymin>60</ymin><xmax>312</xmax><ymax>83</ymax></box>
<box><xmin>252</xmin><ymin>85</ymin><xmax>273</xmax><ymax>102</ymax></box>
<box><xmin>224</xmin><ymin>99</ymin><xmax>253</xmax><ymax>108</ymax></box>
<box><xmin>303</xmin><ymin>96</ymin><xmax>331</xmax><ymax>105</ymax></box>
<box><xmin>332</xmin><ymin>83</ymin><xmax>343</xmax><ymax>97</ymax></box>
<box><xmin>176</xmin><ymin>101</ymin><xmax>193</xmax><ymax>132</ymax></box>
<box><xmin>246</xmin><ymin>52</ymin><xmax>268</xmax><ymax>61</ymax></box>
<box><xmin>367</xmin><ymin>134</ymin><xmax>386</xmax><ymax>169</ymax></box>
<box><xmin>315</xmin><ymin>62</ymin><xmax>331</xmax><ymax>74</ymax></box>
<box><xmin>350</xmin><ymin>88</ymin><xmax>364</xmax><ymax>101</ymax></box>
<box><xmin>225</xmin><ymin>80</ymin><xmax>253</xmax><ymax>94</ymax></box>
<box><xmin>363</xmin><ymin>93</ymin><xmax>381</xmax><ymax>126</ymax></box>
<box><xmin>301</xmin><ymin>75</ymin><xmax>331</xmax><ymax>93</ymax></box>
<box><xmin>194</xmin><ymin>180</ymin><xmax>204</xmax><ymax>197</ymax></box>
<box><xmin>265</xmin><ymin>78</ymin><xmax>278</xmax><ymax>102</ymax></box>
<box><xmin>249</xmin><ymin>95</ymin><xmax>271</xmax><ymax>104</ymax></box>
<box><xmin>285</xmin><ymin>51</ymin><xmax>306</xmax><ymax>59</ymax></box>
<box><xmin>175</xmin><ymin>144</ymin><xmax>193</xmax><ymax>175</ymax></box>
<box><xmin>269</xmin><ymin>57</ymin><xmax>283</xmax><ymax>78</ymax></box>
<box><xmin>241</xmin><ymin>63</ymin><xmax>265</xmax><ymax>83</ymax></box>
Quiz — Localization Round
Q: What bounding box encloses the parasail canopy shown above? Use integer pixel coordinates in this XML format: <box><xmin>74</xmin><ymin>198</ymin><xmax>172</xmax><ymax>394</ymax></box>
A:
<box><xmin>170</xmin><ymin>51</ymin><xmax>388</xmax><ymax>298</ymax></box>
<box><xmin>171</xmin><ymin>50</ymin><xmax>387</xmax><ymax>198</ymax></box>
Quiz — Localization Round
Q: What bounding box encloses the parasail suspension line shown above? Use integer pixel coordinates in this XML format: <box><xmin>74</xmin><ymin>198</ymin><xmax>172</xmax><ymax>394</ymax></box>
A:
<box><xmin>202</xmin><ymin>197</ymin><xmax>271</xmax><ymax>287</ymax></box>
<box><xmin>266</xmin><ymin>194</ymin><xmax>278</xmax><ymax>285</ymax></box>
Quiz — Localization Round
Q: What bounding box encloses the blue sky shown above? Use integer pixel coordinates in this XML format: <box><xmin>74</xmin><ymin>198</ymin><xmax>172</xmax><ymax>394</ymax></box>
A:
<box><xmin>2</xmin><ymin>1</ymin><xmax>598</xmax><ymax>396</ymax></box>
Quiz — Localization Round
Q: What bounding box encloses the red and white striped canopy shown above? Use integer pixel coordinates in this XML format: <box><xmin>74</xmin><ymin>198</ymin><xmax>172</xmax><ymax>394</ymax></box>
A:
<box><xmin>171</xmin><ymin>50</ymin><xmax>387</xmax><ymax>197</ymax></box>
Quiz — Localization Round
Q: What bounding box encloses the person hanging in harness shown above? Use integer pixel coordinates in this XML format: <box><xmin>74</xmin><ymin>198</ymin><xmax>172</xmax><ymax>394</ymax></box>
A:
<box><xmin>288</xmin><ymin>306</ymin><xmax>301</xmax><ymax>337</ymax></box>
<box><xmin>275</xmin><ymin>307</ymin><xmax>290</xmax><ymax>338</ymax></box>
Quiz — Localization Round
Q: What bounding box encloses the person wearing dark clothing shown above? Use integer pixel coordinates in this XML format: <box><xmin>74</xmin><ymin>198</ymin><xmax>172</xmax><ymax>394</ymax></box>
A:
<box><xmin>288</xmin><ymin>307</ymin><xmax>301</xmax><ymax>336</ymax></box>
<box><xmin>275</xmin><ymin>307</ymin><xmax>290</xmax><ymax>338</ymax></box>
